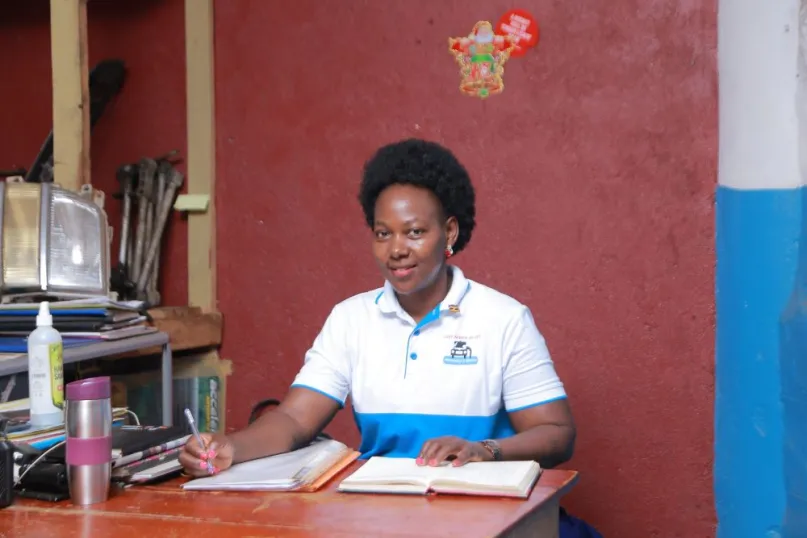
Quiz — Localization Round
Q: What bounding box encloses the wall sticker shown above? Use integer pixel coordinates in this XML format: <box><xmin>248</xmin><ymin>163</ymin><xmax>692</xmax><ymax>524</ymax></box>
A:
<box><xmin>448</xmin><ymin>10</ymin><xmax>540</xmax><ymax>99</ymax></box>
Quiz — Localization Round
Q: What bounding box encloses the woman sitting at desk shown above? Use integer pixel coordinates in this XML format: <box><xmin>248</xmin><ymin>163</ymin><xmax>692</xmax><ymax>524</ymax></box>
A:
<box><xmin>179</xmin><ymin>139</ymin><xmax>600</xmax><ymax>537</ymax></box>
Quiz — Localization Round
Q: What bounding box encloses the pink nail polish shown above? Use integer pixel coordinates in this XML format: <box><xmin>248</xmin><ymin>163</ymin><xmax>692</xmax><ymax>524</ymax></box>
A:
<box><xmin>416</xmin><ymin>457</ymin><xmax>423</xmax><ymax>465</ymax></box>
<box><xmin>199</xmin><ymin>461</ymin><xmax>206</xmax><ymax>469</ymax></box>
<box><xmin>429</xmin><ymin>459</ymin><xmax>437</xmax><ymax>466</ymax></box>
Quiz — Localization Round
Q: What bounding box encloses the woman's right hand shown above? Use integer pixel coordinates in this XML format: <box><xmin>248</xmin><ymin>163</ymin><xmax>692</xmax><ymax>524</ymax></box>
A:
<box><xmin>178</xmin><ymin>432</ymin><xmax>234</xmax><ymax>477</ymax></box>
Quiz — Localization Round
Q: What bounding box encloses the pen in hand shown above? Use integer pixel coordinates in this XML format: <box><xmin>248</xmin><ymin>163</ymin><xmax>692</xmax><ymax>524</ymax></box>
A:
<box><xmin>184</xmin><ymin>408</ymin><xmax>215</xmax><ymax>474</ymax></box>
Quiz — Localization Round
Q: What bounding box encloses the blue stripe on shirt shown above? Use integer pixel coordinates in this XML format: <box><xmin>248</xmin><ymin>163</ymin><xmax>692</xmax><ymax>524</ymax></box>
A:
<box><xmin>352</xmin><ymin>407</ymin><xmax>516</xmax><ymax>458</ymax></box>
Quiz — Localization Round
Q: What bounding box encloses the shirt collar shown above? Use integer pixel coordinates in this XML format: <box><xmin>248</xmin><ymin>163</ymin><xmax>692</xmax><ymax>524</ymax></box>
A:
<box><xmin>375</xmin><ymin>265</ymin><xmax>471</xmax><ymax>317</ymax></box>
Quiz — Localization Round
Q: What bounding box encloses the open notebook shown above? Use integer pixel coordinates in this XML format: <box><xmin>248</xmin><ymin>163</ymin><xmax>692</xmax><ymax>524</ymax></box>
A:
<box><xmin>337</xmin><ymin>457</ymin><xmax>542</xmax><ymax>498</ymax></box>
<box><xmin>181</xmin><ymin>438</ymin><xmax>360</xmax><ymax>492</ymax></box>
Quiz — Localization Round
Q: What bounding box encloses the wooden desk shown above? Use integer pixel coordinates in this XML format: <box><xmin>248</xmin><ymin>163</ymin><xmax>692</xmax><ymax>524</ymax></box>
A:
<box><xmin>0</xmin><ymin>464</ymin><xmax>578</xmax><ymax>538</ymax></box>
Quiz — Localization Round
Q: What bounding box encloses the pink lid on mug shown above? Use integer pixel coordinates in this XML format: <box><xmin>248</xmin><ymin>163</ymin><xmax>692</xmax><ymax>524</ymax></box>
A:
<box><xmin>66</xmin><ymin>376</ymin><xmax>111</xmax><ymax>401</ymax></box>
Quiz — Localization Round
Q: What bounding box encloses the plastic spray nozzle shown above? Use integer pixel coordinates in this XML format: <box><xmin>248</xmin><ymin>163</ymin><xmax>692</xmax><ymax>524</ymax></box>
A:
<box><xmin>36</xmin><ymin>301</ymin><xmax>53</xmax><ymax>327</ymax></box>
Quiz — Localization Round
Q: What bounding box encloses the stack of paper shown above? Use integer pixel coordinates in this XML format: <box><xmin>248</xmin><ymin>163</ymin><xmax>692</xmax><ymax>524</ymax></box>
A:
<box><xmin>0</xmin><ymin>297</ymin><xmax>155</xmax><ymax>351</ymax></box>
<box><xmin>0</xmin><ymin>397</ymin><xmax>129</xmax><ymax>449</ymax></box>
<box><xmin>182</xmin><ymin>439</ymin><xmax>360</xmax><ymax>492</ymax></box>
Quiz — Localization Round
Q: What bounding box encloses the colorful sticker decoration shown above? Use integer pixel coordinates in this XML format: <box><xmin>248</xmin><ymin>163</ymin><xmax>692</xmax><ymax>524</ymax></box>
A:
<box><xmin>495</xmin><ymin>9</ymin><xmax>539</xmax><ymax>58</ymax></box>
<box><xmin>448</xmin><ymin>21</ymin><xmax>517</xmax><ymax>99</ymax></box>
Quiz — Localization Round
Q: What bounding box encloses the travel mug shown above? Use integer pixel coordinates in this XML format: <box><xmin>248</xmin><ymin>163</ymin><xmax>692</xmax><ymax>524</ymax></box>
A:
<box><xmin>65</xmin><ymin>376</ymin><xmax>112</xmax><ymax>505</ymax></box>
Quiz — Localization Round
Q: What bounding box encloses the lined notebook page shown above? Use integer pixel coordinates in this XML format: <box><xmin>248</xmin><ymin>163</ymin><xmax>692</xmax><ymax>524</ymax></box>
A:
<box><xmin>343</xmin><ymin>457</ymin><xmax>439</xmax><ymax>483</ymax></box>
<box><xmin>344</xmin><ymin>457</ymin><xmax>538</xmax><ymax>488</ymax></box>
<box><xmin>434</xmin><ymin>460</ymin><xmax>538</xmax><ymax>488</ymax></box>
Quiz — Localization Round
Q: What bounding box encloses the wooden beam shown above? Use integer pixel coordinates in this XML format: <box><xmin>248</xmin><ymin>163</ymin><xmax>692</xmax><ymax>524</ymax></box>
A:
<box><xmin>184</xmin><ymin>0</ymin><xmax>217</xmax><ymax>309</ymax></box>
<box><xmin>50</xmin><ymin>0</ymin><xmax>90</xmax><ymax>192</ymax></box>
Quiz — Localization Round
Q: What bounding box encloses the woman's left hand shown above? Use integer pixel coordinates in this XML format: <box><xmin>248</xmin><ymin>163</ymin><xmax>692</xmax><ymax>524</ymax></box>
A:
<box><xmin>417</xmin><ymin>436</ymin><xmax>492</xmax><ymax>467</ymax></box>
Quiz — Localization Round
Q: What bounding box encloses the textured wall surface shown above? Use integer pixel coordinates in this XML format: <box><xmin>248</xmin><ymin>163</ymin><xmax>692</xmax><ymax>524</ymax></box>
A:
<box><xmin>214</xmin><ymin>2</ymin><xmax>717</xmax><ymax>536</ymax></box>
<box><xmin>0</xmin><ymin>1</ymin><xmax>718</xmax><ymax>536</ymax></box>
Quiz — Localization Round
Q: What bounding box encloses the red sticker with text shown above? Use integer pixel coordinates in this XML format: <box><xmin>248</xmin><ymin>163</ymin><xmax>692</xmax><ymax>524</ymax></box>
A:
<box><xmin>495</xmin><ymin>9</ymin><xmax>539</xmax><ymax>58</ymax></box>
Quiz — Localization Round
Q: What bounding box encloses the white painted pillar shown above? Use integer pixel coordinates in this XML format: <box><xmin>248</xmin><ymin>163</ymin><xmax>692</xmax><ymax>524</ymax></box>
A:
<box><xmin>716</xmin><ymin>1</ymin><xmax>804</xmax><ymax>537</ymax></box>
<box><xmin>718</xmin><ymin>0</ymin><xmax>800</xmax><ymax>191</ymax></box>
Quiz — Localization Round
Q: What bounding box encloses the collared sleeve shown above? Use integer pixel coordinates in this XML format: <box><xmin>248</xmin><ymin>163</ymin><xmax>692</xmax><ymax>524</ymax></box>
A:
<box><xmin>289</xmin><ymin>306</ymin><xmax>352</xmax><ymax>407</ymax></box>
<box><xmin>502</xmin><ymin>306</ymin><xmax>567</xmax><ymax>412</ymax></box>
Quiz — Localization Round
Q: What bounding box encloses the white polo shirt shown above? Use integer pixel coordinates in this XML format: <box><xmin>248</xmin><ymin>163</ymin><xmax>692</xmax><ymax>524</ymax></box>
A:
<box><xmin>290</xmin><ymin>265</ymin><xmax>567</xmax><ymax>458</ymax></box>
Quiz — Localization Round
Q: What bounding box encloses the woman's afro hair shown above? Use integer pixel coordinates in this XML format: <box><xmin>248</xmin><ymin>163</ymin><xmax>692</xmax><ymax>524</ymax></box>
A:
<box><xmin>358</xmin><ymin>138</ymin><xmax>476</xmax><ymax>254</ymax></box>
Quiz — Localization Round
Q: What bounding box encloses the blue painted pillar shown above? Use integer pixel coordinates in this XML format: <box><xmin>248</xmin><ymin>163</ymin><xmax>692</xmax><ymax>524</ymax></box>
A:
<box><xmin>715</xmin><ymin>1</ymin><xmax>806</xmax><ymax>536</ymax></box>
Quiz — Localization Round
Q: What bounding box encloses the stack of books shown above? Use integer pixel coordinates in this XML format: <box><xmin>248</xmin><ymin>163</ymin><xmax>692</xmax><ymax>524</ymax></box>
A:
<box><xmin>0</xmin><ymin>398</ymin><xmax>190</xmax><ymax>485</ymax></box>
<box><xmin>0</xmin><ymin>397</ymin><xmax>131</xmax><ymax>450</ymax></box>
<box><xmin>0</xmin><ymin>297</ymin><xmax>156</xmax><ymax>353</ymax></box>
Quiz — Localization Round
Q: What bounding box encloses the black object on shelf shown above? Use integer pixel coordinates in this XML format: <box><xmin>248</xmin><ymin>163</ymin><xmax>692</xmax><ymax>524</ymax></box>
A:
<box><xmin>25</xmin><ymin>59</ymin><xmax>127</xmax><ymax>184</ymax></box>
<box><xmin>0</xmin><ymin>428</ymin><xmax>14</xmax><ymax>509</ymax></box>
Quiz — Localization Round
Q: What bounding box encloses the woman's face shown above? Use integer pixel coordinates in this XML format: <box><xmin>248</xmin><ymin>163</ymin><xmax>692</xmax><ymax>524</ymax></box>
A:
<box><xmin>372</xmin><ymin>184</ymin><xmax>458</xmax><ymax>296</ymax></box>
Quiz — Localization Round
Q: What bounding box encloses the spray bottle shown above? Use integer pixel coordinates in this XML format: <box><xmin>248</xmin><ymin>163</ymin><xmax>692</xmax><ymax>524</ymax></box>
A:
<box><xmin>27</xmin><ymin>302</ymin><xmax>64</xmax><ymax>427</ymax></box>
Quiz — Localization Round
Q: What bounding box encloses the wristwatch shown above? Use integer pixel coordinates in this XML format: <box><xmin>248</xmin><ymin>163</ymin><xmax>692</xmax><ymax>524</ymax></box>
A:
<box><xmin>479</xmin><ymin>439</ymin><xmax>503</xmax><ymax>461</ymax></box>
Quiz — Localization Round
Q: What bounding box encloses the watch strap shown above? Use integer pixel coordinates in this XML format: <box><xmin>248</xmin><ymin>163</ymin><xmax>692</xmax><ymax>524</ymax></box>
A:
<box><xmin>479</xmin><ymin>439</ymin><xmax>503</xmax><ymax>461</ymax></box>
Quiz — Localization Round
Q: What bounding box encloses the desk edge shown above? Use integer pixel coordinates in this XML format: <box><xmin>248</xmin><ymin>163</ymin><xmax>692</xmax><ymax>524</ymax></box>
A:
<box><xmin>496</xmin><ymin>469</ymin><xmax>579</xmax><ymax>537</ymax></box>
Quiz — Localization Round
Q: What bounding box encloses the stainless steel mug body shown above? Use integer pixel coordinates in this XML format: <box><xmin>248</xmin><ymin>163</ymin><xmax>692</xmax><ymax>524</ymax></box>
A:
<box><xmin>65</xmin><ymin>377</ymin><xmax>113</xmax><ymax>506</ymax></box>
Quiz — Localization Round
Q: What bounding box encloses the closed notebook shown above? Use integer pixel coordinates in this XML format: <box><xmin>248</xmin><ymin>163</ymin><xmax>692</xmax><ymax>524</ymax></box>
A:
<box><xmin>337</xmin><ymin>457</ymin><xmax>542</xmax><ymax>499</ymax></box>
<box><xmin>114</xmin><ymin>447</ymin><xmax>184</xmax><ymax>484</ymax></box>
<box><xmin>49</xmin><ymin>424</ymin><xmax>189</xmax><ymax>461</ymax></box>
<box><xmin>181</xmin><ymin>438</ymin><xmax>360</xmax><ymax>492</ymax></box>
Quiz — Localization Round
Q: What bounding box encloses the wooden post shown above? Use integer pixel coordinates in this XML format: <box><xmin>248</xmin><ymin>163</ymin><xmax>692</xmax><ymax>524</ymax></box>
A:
<box><xmin>184</xmin><ymin>0</ymin><xmax>217</xmax><ymax>309</ymax></box>
<box><xmin>50</xmin><ymin>0</ymin><xmax>90</xmax><ymax>191</ymax></box>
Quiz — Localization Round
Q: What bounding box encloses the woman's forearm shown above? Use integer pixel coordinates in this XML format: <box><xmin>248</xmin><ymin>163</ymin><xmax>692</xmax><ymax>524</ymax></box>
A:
<box><xmin>228</xmin><ymin>409</ymin><xmax>310</xmax><ymax>464</ymax></box>
<box><xmin>496</xmin><ymin>424</ymin><xmax>576</xmax><ymax>468</ymax></box>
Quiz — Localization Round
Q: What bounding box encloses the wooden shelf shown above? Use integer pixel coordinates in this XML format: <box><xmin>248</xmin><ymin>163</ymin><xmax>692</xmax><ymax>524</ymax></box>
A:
<box><xmin>0</xmin><ymin>332</ymin><xmax>175</xmax><ymax>426</ymax></box>
<box><xmin>116</xmin><ymin>306</ymin><xmax>222</xmax><ymax>358</ymax></box>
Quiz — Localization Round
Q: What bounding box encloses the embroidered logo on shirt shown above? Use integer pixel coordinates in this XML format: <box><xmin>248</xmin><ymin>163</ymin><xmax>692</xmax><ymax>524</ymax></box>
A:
<box><xmin>443</xmin><ymin>340</ymin><xmax>478</xmax><ymax>365</ymax></box>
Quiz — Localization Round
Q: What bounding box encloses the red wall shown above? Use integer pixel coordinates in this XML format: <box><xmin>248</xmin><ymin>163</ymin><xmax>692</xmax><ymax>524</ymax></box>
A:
<box><xmin>0</xmin><ymin>1</ymin><xmax>717</xmax><ymax>536</ymax></box>
<box><xmin>0</xmin><ymin>0</ymin><xmax>188</xmax><ymax>306</ymax></box>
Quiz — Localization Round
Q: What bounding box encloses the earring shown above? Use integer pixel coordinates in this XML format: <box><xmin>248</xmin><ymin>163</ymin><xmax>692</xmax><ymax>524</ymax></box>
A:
<box><xmin>445</xmin><ymin>245</ymin><xmax>454</xmax><ymax>258</ymax></box>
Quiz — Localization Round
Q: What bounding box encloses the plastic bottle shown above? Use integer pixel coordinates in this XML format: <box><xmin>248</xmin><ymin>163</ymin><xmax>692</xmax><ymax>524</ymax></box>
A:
<box><xmin>27</xmin><ymin>301</ymin><xmax>64</xmax><ymax>427</ymax></box>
